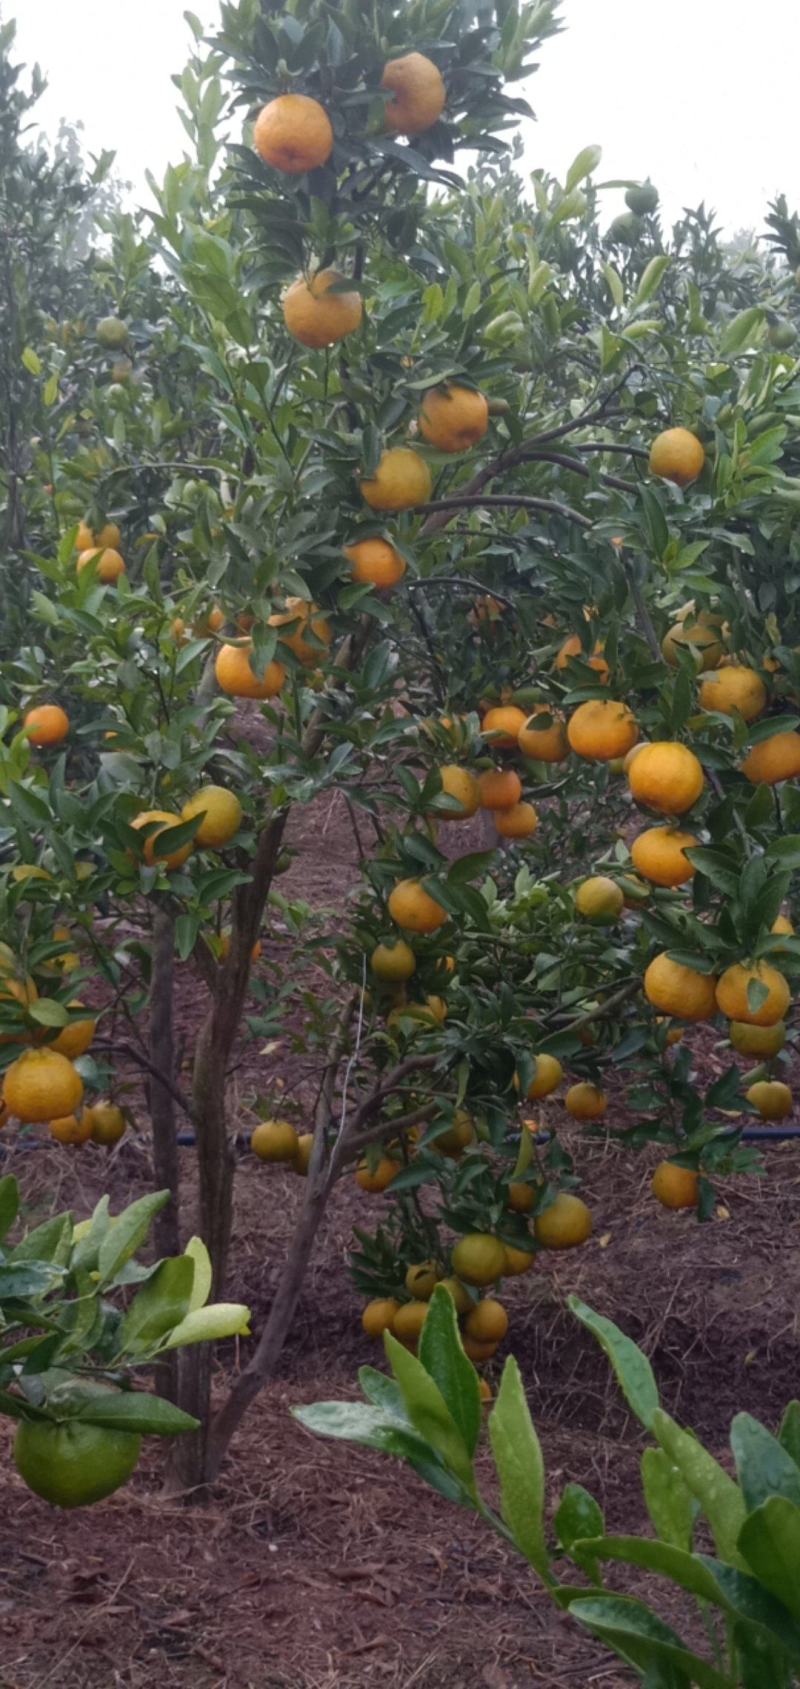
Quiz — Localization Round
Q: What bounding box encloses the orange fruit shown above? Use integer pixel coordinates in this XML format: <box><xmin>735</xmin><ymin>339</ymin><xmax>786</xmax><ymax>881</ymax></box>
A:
<box><xmin>360</xmin><ymin>448</ymin><xmax>431</xmax><ymax>512</ymax></box>
<box><xmin>269</xmin><ymin>598</ymin><xmax>332</xmax><ymax>667</ymax></box>
<box><xmin>355</xmin><ymin>1156</ymin><xmax>398</xmax><ymax>1193</ymax></box>
<box><xmin>651</xmin><ymin>1161</ymin><xmax>699</xmax><ymax>1209</ymax></box>
<box><xmin>439</xmin><ymin>1276</ymin><xmax>472</xmax><ymax>1314</ymax></box>
<box><xmin>746</xmin><ymin>1080</ymin><xmax>792</xmax><ymax>1120</ymax></box>
<box><xmin>405</xmin><ymin>1261</ymin><xmax>442</xmax><ymax>1300</ymax></box>
<box><xmin>345</xmin><ymin>538</ymin><xmax>406</xmax><ymax>589</ymax></box>
<box><xmin>380</xmin><ymin>52</ymin><xmax>446</xmax><ymax>136</ymax></box>
<box><xmin>432</xmin><ymin>1110</ymin><xmax>474</xmax><ymax>1155</ymax></box>
<box><xmin>648</xmin><ymin>427</ymin><xmax>705</xmax><ymax>486</ymax></box>
<box><xmin>87</xmin><ymin>1103</ymin><xmax>126</xmax><ymax>1145</ymax></box>
<box><xmin>494</xmin><ymin>801</ymin><xmax>538</xmax><ymax>840</ymax></box>
<box><xmin>565</xmin><ymin>1082</ymin><xmax>607</xmax><ymax>1120</ymax></box>
<box><xmin>575</xmin><ymin>876</ymin><xmax>624</xmax><ymax>923</ymax></box>
<box><xmin>23</xmin><ymin>705</ymin><xmax>70</xmax><ymax>747</ymax></box>
<box><xmin>370</xmin><ymin>939</ymin><xmax>416</xmax><ymax>981</ymax></box>
<box><xmin>715</xmin><ymin>962</ymin><xmax>790</xmax><ymax>1027</ymax></box>
<box><xmin>215</xmin><ymin>642</ymin><xmax>286</xmax><ymax>699</ymax></box>
<box><xmin>522</xmin><ymin>1053</ymin><xmax>563</xmax><ymax>1099</ymax></box>
<box><xmin>451</xmin><ymin>1233</ymin><xmax>506</xmax><ymax>1286</ymax></box>
<box><xmin>388</xmin><ymin>879</ymin><xmax>448</xmax><ymax>933</ymax></box>
<box><xmin>192</xmin><ymin>605</ymin><xmax>225</xmax><ymax>636</ymax></box>
<box><xmin>131</xmin><ymin>810</ymin><xmax>193</xmax><ymax>871</ymax></box>
<box><xmin>75</xmin><ymin>520</ymin><xmax>121</xmax><ymax>551</ymax></box>
<box><xmin>14</xmin><ymin>1416</ymin><xmax>141</xmax><ymax>1509</ymax></box>
<box><xmin>52</xmin><ymin>1005</ymin><xmax>96</xmax><ymax>1060</ymax></box>
<box><xmin>502</xmin><ymin>1244</ymin><xmax>535</xmax><ymax>1276</ymax></box>
<box><xmin>662</xmin><ymin>616</ymin><xmax>723</xmax><ymax>672</ymax></box>
<box><xmin>567</xmin><ymin>699</ymin><xmax>638</xmax><ymax>762</ymax></box>
<box><xmin>699</xmin><ymin>666</ymin><xmax>767</xmax><ymax>722</ymax></box>
<box><xmin>477</xmin><ymin>768</ymin><xmax>522</xmax><ymax>810</ymax></box>
<box><xmin>478</xmin><ymin>1377</ymin><xmax>492</xmax><ymax>1403</ymax></box>
<box><xmin>253</xmin><ymin>93</ymin><xmax>333</xmax><ymax>174</ymax></box>
<box><xmin>518</xmin><ymin>708</ymin><xmax>569</xmax><ymax>762</ymax></box>
<box><xmin>216</xmin><ymin>932</ymin><xmax>262</xmax><ymax>963</ymax></box>
<box><xmin>644</xmin><ymin>953</ymin><xmax>717</xmax><ymax>1021</ymax></box>
<box><xmin>362</xmin><ymin>1298</ymin><xmax>400</xmax><ymax>1338</ymax></box>
<box><xmin>49</xmin><ymin>1112</ymin><xmax>93</xmax><ymax>1145</ymax></box>
<box><xmin>628</xmin><ymin>742</ymin><xmax>704</xmax><ymax>815</ymax></box>
<box><xmin>534</xmin><ymin>1193</ymin><xmax>593</xmax><ymax>1250</ymax></box>
<box><xmin>3</xmin><ymin>1049</ymin><xmax>83</xmax><ymax>1123</ymax></box>
<box><xmin>464</xmin><ymin>1298</ymin><xmax>508</xmax><ymax>1344</ymax></box>
<box><xmin>419</xmin><ymin>385</ymin><xmax>488</xmax><ymax>453</ymax></box>
<box><xmin>171</xmin><ymin>617</ymin><xmax>188</xmax><ymax>645</ymax></box>
<box><xmin>480</xmin><ymin>705</ymin><xmax>527</xmax><ymax>747</ymax></box>
<box><xmin>292</xmin><ymin>1132</ymin><xmax>314</xmax><ymax>1174</ymax></box>
<box><xmin>630</xmin><ymin>827</ymin><xmax>698</xmax><ymax>888</ymax></box>
<box><xmin>77</xmin><ymin>547</ymin><xmax>126</xmax><ymax>583</ymax></box>
<box><xmin>730</xmin><ymin>1019</ymin><xmax>786</xmax><ymax>1057</ymax></box>
<box><xmin>462</xmin><ymin>1337</ymin><xmax>499</xmax><ymax>1363</ymax></box>
<box><xmin>741</xmin><ymin>731</ymin><xmax>800</xmax><ymax>785</ymax></box>
<box><xmin>282</xmin><ymin>268</ymin><xmax>362</xmax><ymax>348</ymax></box>
<box><xmin>433</xmin><ymin>765</ymin><xmax>480</xmax><ymax>821</ymax></box>
<box><xmin>392</xmin><ymin>1301</ymin><xmax>429</xmax><ymax>1343</ymax></box>
<box><xmin>508</xmin><ymin>1181</ymin><xmax>534</xmax><ymax>1213</ymax></box>
<box><xmin>555</xmin><ymin>634</ymin><xmax>609</xmax><ymax>680</ymax></box>
<box><xmin>181</xmin><ymin>785</ymin><xmax>242</xmax><ymax>848</ymax></box>
<box><xmin>251</xmin><ymin>1120</ymin><xmax>299</xmax><ymax>1162</ymax></box>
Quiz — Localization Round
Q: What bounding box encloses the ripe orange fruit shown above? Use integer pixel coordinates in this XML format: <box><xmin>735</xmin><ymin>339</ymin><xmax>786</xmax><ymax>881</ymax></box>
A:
<box><xmin>23</xmin><ymin>704</ymin><xmax>69</xmax><ymax>747</ymax></box>
<box><xmin>741</xmin><ymin>731</ymin><xmax>800</xmax><ymax>785</ymax></box>
<box><xmin>362</xmin><ymin>1298</ymin><xmax>400</xmax><ymax>1338</ymax></box>
<box><xmin>3</xmin><ymin>1048</ymin><xmax>83</xmax><ymax>1123</ymax></box>
<box><xmin>88</xmin><ymin>1103</ymin><xmax>126</xmax><ymax>1145</ymax></box>
<box><xmin>433</xmin><ymin>765</ymin><xmax>480</xmax><ymax>820</ymax></box>
<box><xmin>729</xmin><ymin>1019</ymin><xmax>786</xmax><ymax>1057</ymax></box>
<box><xmin>451</xmin><ymin>1233</ymin><xmax>506</xmax><ymax>1286</ymax></box>
<box><xmin>215</xmin><ymin>641</ymin><xmax>286</xmax><ymax>699</ymax></box>
<box><xmin>14</xmin><ymin>1416</ymin><xmax>141</xmax><ymax>1509</ymax></box>
<box><xmin>370</xmin><ymin>939</ymin><xmax>416</xmax><ymax>981</ymax></box>
<box><xmin>192</xmin><ymin>605</ymin><xmax>225</xmax><ymax>636</ymax></box>
<box><xmin>439</xmin><ymin>1276</ymin><xmax>472</xmax><ymax>1314</ymax></box>
<box><xmin>523</xmin><ymin>1053</ymin><xmax>563</xmax><ymax>1099</ymax></box>
<box><xmin>269</xmin><ymin>599</ymin><xmax>332</xmax><ymax>667</ymax></box>
<box><xmin>502</xmin><ymin>1244</ymin><xmax>535</xmax><ymax>1276</ymax></box>
<box><xmin>392</xmin><ymin>1300</ymin><xmax>429</xmax><ymax>1343</ymax></box>
<box><xmin>132</xmin><ymin>810</ymin><xmax>193</xmax><ymax>871</ymax></box>
<box><xmin>630</xmin><ymin>827</ymin><xmax>698</xmax><ymax>887</ymax></box>
<box><xmin>345</xmin><ymin>538</ymin><xmax>406</xmax><ymax>589</ymax></box>
<box><xmin>747</xmin><ymin>1080</ymin><xmax>792</xmax><ymax>1121</ymax></box>
<box><xmin>565</xmin><ymin>1082</ymin><xmax>607</xmax><ymax>1120</ymax></box>
<box><xmin>534</xmin><ymin>1192</ymin><xmax>593</xmax><ymax>1250</ymax></box>
<box><xmin>292</xmin><ymin>1133</ymin><xmax>314</xmax><ymax>1174</ymax></box>
<box><xmin>251</xmin><ymin>1119</ymin><xmax>299</xmax><ymax>1162</ymax></box>
<box><xmin>575</xmin><ymin>876</ymin><xmax>624</xmax><ymax>923</ymax></box>
<box><xmin>465</xmin><ymin>1298</ymin><xmax>508</xmax><ymax>1344</ymax></box>
<box><xmin>360</xmin><ymin>448</ymin><xmax>432</xmax><ymax>512</ymax></box>
<box><xmin>462</xmin><ymin>1336</ymin><xmax>499</xmax><ymax>1363</ymax></box>
<box><xmin>699</xmin><ymin>666</ymin><xmax>767</xmax><ymax>722</ymax></box>
<box><xmin>77</xmin><ymin>546</ymin><xmax>126</xmax><ymax>583</ymax></box>
<box><xmin>648</xmin><ymin>427</ymin><xmax>705</xmax><ymax>486</ymax></box>
<box><xmin>478</xmin><ymin>1377</ymin><xmax>492</xmax><ymax>1403</ymax></box>
<box><xmin>494</xmin><ymin>801</ymin><xmax>538</xmax><ymax>840</ymax></box>
<box><xmin>555</xmin><ymin>634</ymin><xmax>609</xmax><ymax>680</ymax></box>
<box><xmin>651</xmin><ymin>1161</ymin><xmax>699</xmax><ymax>1209</ymax></box>
<box><xmin>75</xmin><ymin>520</ymin><xmax>121</xmax><ymax>551</ymax></box>
<box><xmin>388</xmin><ymin>879</ymin><xmax>448</xmax><ymax>933</ymax></box>
<box><xmin>518</xmin><ymin>708</ymin><xmax>569</xmax><ymax>762</ymax></box>
<box><xmin>628</xmin><ymin>742</ymin><xmax>704</xmax><ymax>815</ymax></box>
<box><xmin>477</xmin><ymin>768</ymin><xmax>522</xmax><ymax>810</ymax></box>
<box><xmin>380</xmin><ymin>52</ymin><xmax>446</xmax><ymax>135</ymax></box>
<box><xmin>508</xmin><ymin>1181</ymin><xmax>534</xmax><ymax>1213</ymax></box>
<box><xmin>419</xmin><ymin>385</ymin><xmax>488</xmax><ymax>453</ymax></box>
<box><xmin>644</xmin><ymin>953</ymin><xmax>717</xmax><ymax>1021</ymax></box>
<box><xmin>253</xmin><ymin>93</ymin><xmax>333</xmax><ymax>174</ymax></box>
<box><xmin>481</xmin><ymin>705</ymin><xmax>527</xmax><ymax>748</ymax></box>
<box><xmin>662</xmin><ymin>616</ymin><xmax>723</xmax><ymax>671</ymax></box>
<box><xmin>50</xmin><ymin>1112</ymin><xmax>93</xmax><ymax>1145</ymax></box>
<box><xmin>171</xmin><ymin>617</ymin><xmax>188</xmax><ymax>645</ymax></box>
<box><xmin>52</xmin><ymin>1005</ymin><xmax>96</xmax><ymax>1060</ymax></box>
<box><xmin>283</xmin><ymin>268</ymin><xmax>362</xmax><ymax>348</ymax></box>
<box><xmin>216</xmin><ymin>932</ymin><xmax>262</xmax><ymax>964</ymax></box>
<box><xmin>715</xmin><ymin>962</ymin><xmax>790</xmax><ymax>1027</ymax></box>
<box><xmin>181</xmin><ymin>785</ymin><xmax>242</xmax><ymax>848</ymax></box>
<box><xmin>432</xmin><ymin>1110</ymin><xmax>474</xmax><ymax>1154</ymax></box>
<box><xmin>355</xmin><ymin>1156</ymin><xmax>398</xmax><ymax>1193</ymax></box>
<box><xmin>405</xmin><ymin>1261</ymin><xmax>442</xmax><ymax>1300</ymax></box>
<box><xmin>567</xmin><ymin>699</ymin><xmax>638</xmax><ymax>762</ymax></box>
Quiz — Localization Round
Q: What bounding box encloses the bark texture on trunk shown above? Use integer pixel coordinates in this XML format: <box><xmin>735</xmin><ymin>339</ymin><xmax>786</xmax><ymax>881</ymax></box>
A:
<box><xmin>149</xmin><ymin>905</ymin><xmax>181</xmax><ymax>1261</ymax></box>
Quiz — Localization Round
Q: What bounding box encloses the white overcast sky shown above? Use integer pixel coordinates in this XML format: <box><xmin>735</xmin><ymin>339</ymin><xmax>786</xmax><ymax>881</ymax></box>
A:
<box><xmin>11</xmin><ymin>0</ymin><xmax>800</xmax><ymax>237</ymax></box>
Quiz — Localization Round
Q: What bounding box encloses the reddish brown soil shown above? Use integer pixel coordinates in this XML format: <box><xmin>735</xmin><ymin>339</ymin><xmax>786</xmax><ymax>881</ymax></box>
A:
<box><xmin>2</xmin><ymin>788</ymin><xmax>800</xmax><ymax>1687</ymax></box>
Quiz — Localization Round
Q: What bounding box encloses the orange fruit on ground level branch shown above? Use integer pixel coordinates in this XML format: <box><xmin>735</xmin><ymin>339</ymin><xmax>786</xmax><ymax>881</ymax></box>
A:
<box><xmin>3</xmin><ymin>1049</ymin><xmax>83</xmax><ymax>1123</ymax></box>
<box><xmin>494</xmin><ymin>801</ymin><xmax>538</xmax><ymax>840</ymax></box>
<box><xmin>77</xmin><ymin>547</ymin><xmax>126</xmax><ymax>583</ymax></box>
<box><xmin>14</xmin><ymin>1416</ymin><xmax>141</xmax><ymax>1509</ymax></box>
<box><xmin>747</xmin><ymin>1080</ymin><xmax>792</xmax><ymax>1120</ymax></box>
<box><xmin>355</xmin><ymin>1156</ymin><xmax>399</xmax><ymax>1193</ymax></box>
<box><xmin>463</xmin><ymin>1337</ymin><xmax>498</xmax><ymax>1363</ymax></box>
<box><xmin>215</xmin><ymin>642</ymin><xmax>286</xmax><ymax>699</ymax></box>
<box><xmin>52</xmin><ymin>1006</ymin><xmax>96</xmax><ymax>1060</ymax></box>
<box><xmin>480</xmin><ymin>705</ymin><xmax>527</xmax><ymax>748</ymax></box>
<box><xmin>392</xmin><ymin>1301</ymin><xmax>429</xmax><ymax>1343</ymax></box>
<box><xmin>282</xmin><ymin>269</ymin><xmax>362</xmax><ymax>348</ymax></box>
<box><xmin>651</xmin><ymin>1161</ymin><xmax>699</xmax><ymax>1210</ymax></box>
<box><xmin>419</xmin><ymin>385</ymin><xmax>489</xmax><ymax>453</ymax></box>
<box><xmin>644</xmin><ymin>953</ymin><xmax>718</xmax><ymax>1022</ymax></box>
<box><xmin>555</xmin><ymin>634</ymin><xmax>609</xmax><ymax>681</ymax></box>
<box><xmin>741</xmin><ymin>731</ymin><xmax>800</xmax><ymax>785</ymax></box>
<box><xmin>181</xmin><ymin>785</ymin><xmax>243</xmax><ymax>848</ymax></box>
<box><xmin>432</xmin><ymin>765</ymin><xmax>480</xmax><ymax>820</ymax></box>
<box><xmin>631</xmin><ymin>827</ymin><xmax>699</xmax><ymax>888</ymax></box>
<box><xmin>362</xmin><ymin>1298</ymin><xmax>400</xmax><ymax>1338</ymax></box>
<box><xmin>715</xmin><ymin>962</ymin><xmax>790</xmax><ymax>1027</ymax></box>
<box><xmin>730</xmin><ymin>1019</ymin><xmax>786</xmax><ymax>1057</ymax></box>
<box><xmin>523</xmin><ymin>1053</ymin><xmax>563</xmax><ymax>1099</ymax></box>
<box><xmin>508</xmin><ymin>1181</ymin><xmax>535</xmax><ymax>1212</ymax></box>
<box><xmin>405</xmin><ymin>1261</ymin><xmax>442</xmax><ymax>1300</ymax></box>
<box><xmin>23</xmin><ymin>705</ymin><xmax>70</xmax><ymax>746</ymax></box>
<box><xmin>251</xmin><ymin>1120</ymin><xmax>299</xmax><ymax>1162</ymax></box>
<box><xmin>534</xmin><ymin>1193</ymin><xmax>593</xmax><ymax>1250</ymax></box>
<box><xmin>345</xmin><ymin>538</ymin><xmax>406</xmax><ymax>589</ymax></box>
<box><xmin>292</xmin><ymin>1133</ymin><xmax>314</xmax><ymax>1174</ymax></box>
<box><xmin>575</xmin><ymin>876</ymin><xmax>624</xmax><ymax>924</ymax></box>
<box><xmin>432</xmin><ymin>1110</ymin><xmax>474</xmax><ymax>1154</ymax></box>
<box><xmin>567</xmin><ymin>699</ymin><xmax>638</xmax><ymax>762</ymax></box>
<box><xmin>360</xmin><ymin>448</ymin><xmax>432</xmax><ymax>512</ymax></box>
<box><xmin>451</xmin><ymin>1233</ymin><xmax>506</xmax><ymax>1286</ymax></box>
<box><xmin>699</xmin><ymin>666</ymin><xmax>767</xmax><ymax>722</ymax></box>
<box><xmin>50</xmin><ymin>1112</ymin><xmax>93</xmax><ymax>1145</ymax></box>
<box><xmin>565</xmin><ymin>1082</ymin><xmax>607</xmax><ymax>1120</ymax></box>
<box><xmin>253</xmin><ymin>93</ymin><xmax>333</xmax><ymax>174</ymax></box>
<box><xmin>502</xmin><ymin>1244</ymin><xmax>535</xmax><ymax>1276</ymax></box>
<box><xmin>132</xmin><ymin>811</ymin><xmax>193</xmax><ymax>871</ymax></box>
<box><xmin>269</xmin><ymin>599</ymin><xmax>332</xmax><ymax>667</ymax></box>
<box><xmin>648</xmin><ymin>427</ymin><xmax>705</xmax><ymax>486</ymax></box>
<box><xmin>370</xmin><ymin>939</ymin><xmax>416</xmax><ymax>981</ymax></box>
<box><xmin>380</xmin><ymin>52</ymin><xmax>446</xmax><ymax>136</ymax></box>
<box><xmin>388</xmin><ymin>878</ymin><xmax>448</xmax><ymax>933</ymax></box>
<box><xmin>628</xmin><ymin>742</ymin><xmax>705</xmax><ymax>815</ymax></box>
<box><xmin>465</xmin><ymin>1298</ymin><xmax>508</xmax><ymax>1344</ymax></box>
<box><xmin>518</xmin><ymin>709</ymin><xmax>569</xmax><ymax>762</ymax></box>
<box><xmin>477</xmin><ymin>768</ymin><xmax>522</xmax><ymax>810</ymax></box>
<box><xmin>88</xmin><ymin>1103</ymin><xmax>126</xmax><ymax>1145</ymax></box>
<box><xmin>662</xmin><ymin>616</ymin><xmax>724</xmax><ymax>672</ymax></box>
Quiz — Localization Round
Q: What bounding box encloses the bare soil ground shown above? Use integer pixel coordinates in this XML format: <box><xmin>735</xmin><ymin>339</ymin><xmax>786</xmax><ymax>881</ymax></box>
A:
<box><xmin>2</xmin><ymin>788</ymin><xmax>799</xmax><ymax>1688</ymax></box>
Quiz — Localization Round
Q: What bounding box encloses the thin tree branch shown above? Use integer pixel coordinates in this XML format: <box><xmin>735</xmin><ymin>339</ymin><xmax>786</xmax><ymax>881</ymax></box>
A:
<box><xmin>414</xmin><ymin>494</ymin><xmax>593</xmax><ymax>528</ymax></box>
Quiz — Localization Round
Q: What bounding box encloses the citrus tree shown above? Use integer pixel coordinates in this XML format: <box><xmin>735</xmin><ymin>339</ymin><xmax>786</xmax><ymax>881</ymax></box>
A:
<box><xmin>2</xmin><ymin>0</ymin><xmax>800</xmax><ymax>1496</ymax></box>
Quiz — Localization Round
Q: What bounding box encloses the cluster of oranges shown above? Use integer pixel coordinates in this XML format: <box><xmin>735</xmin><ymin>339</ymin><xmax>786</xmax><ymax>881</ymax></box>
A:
<box><xmin>74</xmin><ymin>518</ymin><xmax>126</xmax><ymax>585</ymax></box>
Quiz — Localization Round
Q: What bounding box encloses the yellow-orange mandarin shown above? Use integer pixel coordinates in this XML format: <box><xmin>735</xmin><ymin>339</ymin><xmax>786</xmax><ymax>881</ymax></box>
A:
<box><xmin>741</xmin><ymin>732</ymin><xmax>800</xmax><ymax>785</ymax></box>
<box><xmin>253</xmin><ymin>93</ymin><xmax>333</xmax><ymax>174</ymax></box>
<box><xmin>644</xmin><ymin>953</ymin><xmax>717</xmax><ymax>1021</ymax></box>
<box><xmin>630</xmin><ymin>827</ymin><xmax>698</xmax><ymax>888</ymax></box>
<box><xmin>627</xmin><ymin>742</ymin><xmax>704</xmax><ymax>815</ymax></box>
<box><xmin>567</xmin><ymin>700</ymin><xmax>638</xmax><ymax>762</ymax></box>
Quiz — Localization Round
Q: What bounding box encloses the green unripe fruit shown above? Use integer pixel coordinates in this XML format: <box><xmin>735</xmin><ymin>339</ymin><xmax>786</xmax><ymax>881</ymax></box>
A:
<box><xmin>625</xmin><ymin>181</ymin><xmax>659</xmax><ymax>216</ymax></box>
<box><xmin>96</xmin><ymin>316</ymin><xmax>129</xmax><ymax>349</ymax></box>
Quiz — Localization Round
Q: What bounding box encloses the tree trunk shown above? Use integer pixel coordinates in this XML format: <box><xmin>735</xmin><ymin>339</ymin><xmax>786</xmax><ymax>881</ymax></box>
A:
<box><xmin>150</xmin><ymin>905</ymin><xmax>181</xmax><ymax>1261</ymax></box>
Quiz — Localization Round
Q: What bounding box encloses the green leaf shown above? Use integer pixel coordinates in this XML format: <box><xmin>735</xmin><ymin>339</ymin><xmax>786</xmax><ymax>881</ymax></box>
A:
<box><xmin>27</xmin><ymin>998</ymin><xmax>70</xmax><ymax>1029</ymax></box>
<box><xmin>766</xmin><ymin>836</ymin><xmax>800</xmax><ymax>868</ymax></box>
<box><xmin>738</xmin><ymin>1498</ymin><xmax>800</xmax><ymax>1619</ymax></box>
<box><xmin>565</xmin><ymin>144</ymin><xmax>602</xmax><ymax>191</ymax></box>
<box><xmin>292</xmin><ymin>1400</ymin><xmax>470</xmax><ymax>1506</ymax></box>
<box><xmin>0</xmin><ymin>1175</ymin><xmax>19</xmax><ymax>1243</ymax></box>
<box><xmin>653</xmin><ymin>1409</ymin><xmax>747</xmax><ymax>1568</ymax></box>
<box><xmin>162</xmin><ymin>1302</ymin><xmax>251</xmax><ymax>1348</ymax></box>
<box><xmin>555</xmin><ymin>1483</ymin><xmax>604</xmax><ymax>1554</ymax></box>
<box><xmin>731</xmin><ymin>1413</ymin><xmax>800</xmax><ymax>1512</ymax></box>
<box><xmin>488</xmin><ymin>1356</ymin><xmax>549</xmax><ymax>1576</ymax></box>
<box><xmin>74</xmin><ymin>1390</ymin><xmax>200</xmax><ymax>1436</ymax></box>
<box><xmin>184</xmin><ymin>1236</ymin><xmax>212</xmax><ymax>1311</ymax></box>
<box><xmin>778</xmin><ymin>1403</ymin><xmax>800</xmax><ymax>1470</ymax></box>
<box><xmin>117</xmin><ymin>1255</ymin><xmax>195</xmax><ymax>1354</ymax></box>
<box><xmin>11</xmin><ymin>1213</ymin><xmax>73</xmax><ymax>1267</ymax></box>
<box><xmin>641</xmin><ymin>1446</ymin><xmax>696</xmax><ymax>1550</ymax></box>
<box><xmin>418</xmin><ymin>1286</ymin><xmax>481</xmax><ymax>1460</ymax></box>
<box><xmin>0</xmin><ymin>1260</ymin><xmax>65</xmax><ymax>1297</ymax></box>
<box><xmin>631</xmin><ymin>255</ymin><xmax>669</xmax><ymax>308</ymax></box>
<box><xmin>567</xmin><ymin>1593</ymin><xmax>731</xmax><ymax>1687</ymax></box>
<box><xmin>602</xmin><ymin>263</ymin><xmax>624</xmax><ymax>308</ymax></box>
<box><xmin>22</xmin><ymin>346</ymin><xmax>42</xmax><ymax>376</ymax></box>
<box><xmin>569</xmin><ymin>1297</ymin><xmax>659</xmax><ymax>1430</ymax></box>
<box><xmin>697</xmin><ymin>1557</ymin><xmax>800</xmax><ymax>1662</ymax></box>
<box><xmin>96</xmin><ymin>1191</ymin><xmax>170</xmax><ymax>1286</ymax></box>
<box><xmin>578</xmin><ymin>1534</ymin><xmax>725</xmax><ymax>1606</ymax></box>
<box><xmin>720</xmin><ymin>307</ymin><xmax>764</xmax><ymax>357</ymax></box>
<box><xmin>384</xmin><ymin>1332</ymin><xmax>477</xmax><ymax>1495</ymax></box>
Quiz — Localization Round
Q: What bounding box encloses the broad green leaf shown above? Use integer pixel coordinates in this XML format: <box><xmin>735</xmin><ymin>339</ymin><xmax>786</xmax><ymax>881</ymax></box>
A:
<box><xmin>184</xmin><ymin>1236</ymin><xmax>212</xmax><ymax>1311</ymax></box>
<box><xmin>567</xmin><ymin>1593</ymin><xmax>731</xmax><ymax>1687</ymax></box>
<box><xmin>697</xmin><ymin>1557</ymin><xmax>800</xmax><ymax>1662</ymax></box>
<box><xmin>292</xmin><ymin>1400</ymin><xmax>470</xmax><ymax>1506</ymax></box>
<box><xmin>0</xmin><ymin>1261</ymin><xmax>66</xmax><ymax>1297</ymax></box>
<box><xmin>642</xmin><ymin>1446</ymin><xmax>696</xmax><ymax>1550</ymax></box>
<box><xmin>720</xmin><ymin>307</ymin><xmax>764</xmax><ymax>357</ymax></box>
<box><xmin>162</xmin><ymin>1302</ymin><xmax>251</xmax><ymax>1349</ymax></box>
<box><xmin>10</xmin><ymin>1213</ymin><xmax>73</xmax><ymax>1267</ymax></box>
<box><xmin>117</xmin><ymin>1256</ymin><xmax>196</xmax><ymax>1353</ymax></box>
<box><xmin>74</xmin><ymin>1390</ymin><xmax>200</xmax><ymax>1436</ymax></box>
<box><xmin>384</xmin><ymin>1332</ymin><xmax>477</xmax><ymax>1495</ymax></box>
<box><xmin>631</xmin><ymin>255</ymin><xmax>670</xmax><ymax>308</ymax></box>
<box><xmin>0</xmin><ymin>1175</ymin><xmax>19</xmax><ymax>1242</ymax></box>
<box><xmin>738</xmin><ymin>1498</ymin><xmax>800</xmax><ymax>1619</ymax></box>
<box><xmin>565</xmin><ymin>144</ymin><xmax>602</xmax><ymax>190</ymax></box>
<box><xmin>569</xmin><ymin>1297</ymin><xmax>659</xmax><ymax>1430</ymax></box>
<box><xmin>602</xmin><ymin>263</ymin><xmax>624</xmax><ymax>308</ymax></box>
<box><xmin>22</xmin><ymin>346</ymin><xmax>42</xmax><ymax>376</ymax></box>
<box><xmin>418</xmin><ymin>1286</ymin><xmax>481</xmax><ymax>1459</ymax></box>
<box><xmin>577</xmin><ymin>1534</ymin><xmax>725</xmax><ymax>1607</ymax></box>
<box><xmin>488</xmin><ymin>1356</ymin><xmax>549</xmax><ymax>1576</ymax></box>
<box><xmin>555</xmin><ymin>1483</ymin><xmax>604</xmax><ymax>1554</ymax></box>
<box><xmin>654</xmin><ymin>1410</ymin><xmax>747</xmax><ymax>1568</ymax></box>
<box><xmin>732</xmin><ymin>1621</ymin><xmax>793</xmax><ymax>1689</ymax></box>
<box><xmin>778</xmin><ymin>1403</ymin><xmax>800</xmax><ymax>1470</ymax></box>
<box><xmin>731</xmin><ymin>1413</ymin><xmax>800</xmax><ymax>1512</ymax></box>
<box><xmin>96</xmin><ymin>1191</ymin><xmax>170</xmax><ymax>1286</ymax></box>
